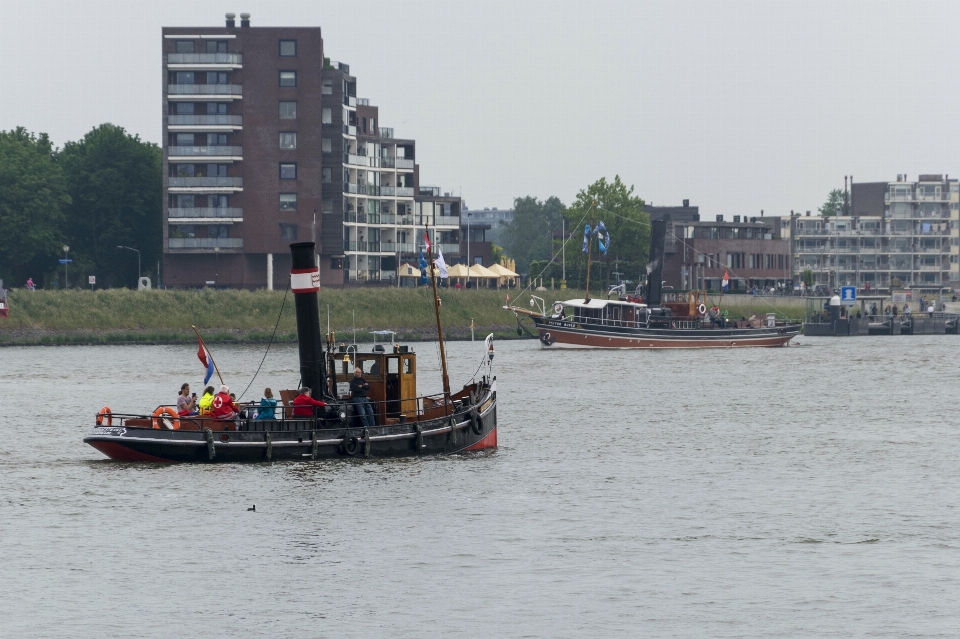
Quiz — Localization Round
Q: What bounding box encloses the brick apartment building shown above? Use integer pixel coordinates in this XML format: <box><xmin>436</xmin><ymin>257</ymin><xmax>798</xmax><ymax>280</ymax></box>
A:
<box><xmin>161</xmin><ymin>13</ymin><xmax>463</xmax><ymax>289</ymax></box>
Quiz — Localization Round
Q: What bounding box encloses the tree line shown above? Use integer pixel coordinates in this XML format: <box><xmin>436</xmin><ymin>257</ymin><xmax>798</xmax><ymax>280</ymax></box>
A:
<box><xmin>0</xmin><ymin>125</ymin><xmax>161</xmax><ymax>289</ymax></box>
<box><xmin>500</xmin><ymin>176</ymin><xmax>650</xmax><ymax>293</ymax></box>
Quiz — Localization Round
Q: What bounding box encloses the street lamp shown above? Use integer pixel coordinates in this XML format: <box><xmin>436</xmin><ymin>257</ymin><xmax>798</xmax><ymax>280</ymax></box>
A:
<box><xmin>62</xmin><ymin>245</ymin><xmax>69</xmax><ymax>288</ymax></box>
<box><xmin>466</xmin><ymin>211</ymin><xmax>473</xmax><ymax>288</ymax></box>
<box><xmin>117</xmin><ymin>246</ymin><xmax>141</xmax><ymax>284</ymax></box>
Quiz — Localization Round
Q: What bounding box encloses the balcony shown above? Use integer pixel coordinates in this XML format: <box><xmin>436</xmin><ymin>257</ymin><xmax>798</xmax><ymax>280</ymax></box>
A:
<box><xmin>167</xmin><ymin>53</ymin><xmax>243</xmax><ymax>69</ymax></box>
<box><xmin>380</xmin><ymin>186</ymin><xmax>395</xmax><ymax>196</ymax></box>
<box><xmin>395</xmin><ymin>158</ymin><xmax>414</xmax><ymax>170</ymax></box>
<box><xmin>167</xmin><ymin>115</ymin><xmax>243</xmax><ymax>130</ymax></box>
<box><xmin>438</xmin><ymin>243</ymin><xmax>460</xmax><ymax>254</ymax></box>
<box><xmin>395</xmin><ymin>186</ymin><xmax>414</xmax><ymax>197</ymax></box>
<box><xmin>378</xmin><ymin>214</ymin><xmax>397</xmax><ymax>225</ymax></box>
<box><xmin>436</xmin><ymin>216</ymin><xmax>460</xmax><ymax>227</ymax></box>
<box><xmin>397</xmin><ymin>216</ymin><xmax>415</xmax><ymax>226</ymax></box>
<box><xmin>168</xmin><ymin>176</ymin><xmax>243</xmax><ymax>191</ymax></box>
<box><xmin>344</xmin><ymin>241</ymin><xmax>367</xmax><ymax>252</ymax></box>
<box><xmin>344</xmin><ymin>154</ymin><xmax>380</xmax><ymax>168</ymax></box>
<box><xmin>168</xmin><ymin>207</ymin><xmax>243</xmax><ymax>222</ymax></box>
<box><xmin>343</xmin><ymin>124</ymin><xmax>357</xmax><ymax>136</ymax></box>
<box><xmin>396</xmin><ymin>243</ymin><xmax>416</xmax><ymax>253</ymax></box>
<box><xmin>343</xmin><ymin>95</ymin><xmax>357</xmax><ymax>107</ymax></box>
<box><xmin>343</xmin><ymin>183</ymin><xmax>358</xmax><ymax>194</ymax></box>
<box><xmin>167</xmin><ymin>84</ymin><xmax>242</xmax><ymax>100</ymax></box>
<box><xmin>379</xmin><ymin>128</ymin><xmax>394</xmax><ymax>139</ymax></box>
<box><xmin>168</xmin><ymin>145</ymin><xmax>243</xmax><ymax>161</ymax></box>
<box><xmin>381</xmin><ymin>156</ymin><xmax>396</xmax><ymax>168</ymax></box>
<box><xmin>167</xmin><ymin>238</ymin><xmax>243</xmax><ymax>250</ymax></box>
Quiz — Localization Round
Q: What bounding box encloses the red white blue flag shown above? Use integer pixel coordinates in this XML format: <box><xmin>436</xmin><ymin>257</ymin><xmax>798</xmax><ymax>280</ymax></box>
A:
<box><xmin>722</xmin><ymin>268</ymin><xmax>730</xmax><ymax>292</ymax></box>
<box><xmin>197</xmin><ymin>337</ymin><xmax>215</xmax><ymax>385</ymax></box>
<box><xmin>423</xmin><ymin>232</ymin><xmax>432</xmax><ymax>252</ymax></box>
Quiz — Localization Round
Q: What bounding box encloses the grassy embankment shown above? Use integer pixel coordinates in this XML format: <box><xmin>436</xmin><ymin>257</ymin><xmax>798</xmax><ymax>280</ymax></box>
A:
<box><xmin>0</xmin><ymin>288</ymin><xmax>527</xmax><ymax>346</ymax></box>
<box><xmin>0</xmin><ymin>288</ymin><xmax>807</xmax><ymax>346</ymax></box>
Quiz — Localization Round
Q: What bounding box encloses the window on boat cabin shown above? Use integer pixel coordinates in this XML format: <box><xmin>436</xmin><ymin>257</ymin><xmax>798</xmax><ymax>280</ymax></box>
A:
<box><xmin>206</xmin><ymin>72</ymin><xmax>228</xmax><ymax>85</ymax></box>
<box><xmin>279</xmin><ymin>101</ymin><xmax>297</xmax><ymax>119</ymax></box>
<box><xmin>175</xmin><ymin>102</ymin><xmax>195</xmax><ymax>115</ymax></box>
<box><xmin>388</xmin><ymin>358</ymin><xmax>399</xmax><ymax>375</ymax></box>
<box><xmin>206</xmin><ymin>102</ymin><xmax>227</xmax><ymax>115</ymax></box>
<box><xmin>209</xmin><ymin>225</ymin><xmax>229</xmax><ymax>239</ymax></box>
<box><xmin>175</xmin><ymin>41</ymin><xmax>194</xmax><ymax>53</ymax></box>
<box><xmin>207</xmin><ymin>133</ymin><xmax>227</xmax><ymax>146</ymax></box>
<box><xmin>404</xmin><ymin>358</ymin><xmax>414</xmax><ymax>375</ymax></box>
<box><xmin>206</xmin><ymin>40</ymin><xmax>228</xmax><ymax>53</ymax></box>
<box><xmin>280</xmin><ymin>224</ymin><xmax>297</xmax><ymax>241</ymax></box>
<box><xmin>279</xmin><ymin>193</ymin><xmax>297</xmax><ymax>211</ymax></box>
<box><xmin>358</xmin><ymin>358</ymin><xmax>381</xmax><ymax>376</ymax></box>
<box><xmin>209</xmin><ymin>194</ymin><xmax>228</xmax><ymax>208</ymax></box>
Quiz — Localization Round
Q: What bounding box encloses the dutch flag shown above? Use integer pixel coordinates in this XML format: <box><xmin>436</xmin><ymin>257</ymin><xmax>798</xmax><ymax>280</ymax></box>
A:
<box><xmin>197</xmin><ymin>337</ymin><xmax>215</xmax><ymax>385</ymax></box>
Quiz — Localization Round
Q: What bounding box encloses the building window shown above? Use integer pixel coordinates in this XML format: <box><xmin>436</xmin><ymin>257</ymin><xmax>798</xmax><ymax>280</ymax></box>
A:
<box><xmin>321</xmin><ymin>137</ymin><xmax>332</xmax><ymax>153</ymax></box>
<box><xmin>206</xmin><ymin>164</ymin><xmax>227</xmax><ymax>177</ymax></box>
<box><xmin>279</xmin><ymin>101</ymin><xmax>297</xmax><ymax>119</ymax></box>
<box><xmin>171</xmin><ymin>164</ymin><xmax>195</xmax><ymax>177</ymax></box>
<box><xmin>175</xmin><ymin>72</ymin><xmax>195</xmax><ymax>84</ymax></box>
<box><xmin>206</xmin><ymin>41</ymin><xmax>227</xmax><ymax>53</ymax></box>
<box><xmin>176</xmin><ymin>41</ymin><xmax>194</xmax><ymax>53</ymax></box>
<box><xmin>370</xmin><ymin>118</ymin><xmax>375</xmax><ymax>133</ymax></box>
<box><xmin>279</xmin><ymin>71</ymin><xmax>297</xmax><ymax>87</ymax></box>
<box><xmin>174</xmin><ymin>133</ymin><xmax>194</xmax><ymax>146</ymax></box>
<box><xmin>170</xmin><ymin>225</ymin><xmax>196</xmax><ymax>238</ymax></box>
<box><xmin>322</xmin><ymin>198</ymin><xmax>333</xmax><ymax>214</ymax></box>
<box><xmin>322</xmin><ymin>168</ymin><xmax>332</xmax><ymax>183</ymax></box>
<box><xmin>321</xmin><ymin>108</ymin><xmax>332</xmax><ymax>124</ymax></box>
<box><xmin>279</xmin><ymin>132</ymin><xmax>297</xmax><ymax>149</ymax></box>
<box><xmin>206</xmin><ymin>72</ymin><xmax>227</xmax><ymax>85</ymax></box>
<box><xmin>207</xmin><ymin>103</ymin><xmax>227</xmax><ymax>115</ymax></box>
<box><xmin>279</xmin><ymin>40</ymin><xmax>297</xmax><ymax>56</ymax></box>
<box><xmin>322</xmin><ymin>79</ymin><xmax>333</xmax><ymax>95</ymax></box>
<box><xmin>208</xmin><ymin>194</ymin><xmax>228</xmax><ymax>208</ymax></box>
<box><xmin>175</xmin><ymin>102</ymin><xmax>195</xmax><ymax>115</ymax></box>
<box><xmin>279</xmin><ymin>193</ymin><xmax>297</xmax><ymax>211</ymax></box>
<box><xmin>209</xmin><ymin>225</ymin><xmax>229</xmax><ymax>239</ymax></box>
<box><xmin>280</xmin><ymin>163</ymin><xmax>297</xmax><ymax>180</ymax></box>
<box><xmin>280</xmin><ymin>224</ymin><xmax>298</xmax><ymax>241</ymax></box>
<box><xmin>207</xmin><ymin>133</ymin><xmax>227</xmax><ymax>146</ymax></box>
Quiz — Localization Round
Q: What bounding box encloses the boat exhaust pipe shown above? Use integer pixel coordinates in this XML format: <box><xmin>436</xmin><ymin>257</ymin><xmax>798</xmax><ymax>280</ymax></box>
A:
<box><xmin>289</xmin><ymin>242</ymin><xmax>329</xmax><ymax>399</ymax></box>
<box><xmin>646</xmin><ymin>216</ymin><xmax>668</xmax><ymax>307</ymax></box>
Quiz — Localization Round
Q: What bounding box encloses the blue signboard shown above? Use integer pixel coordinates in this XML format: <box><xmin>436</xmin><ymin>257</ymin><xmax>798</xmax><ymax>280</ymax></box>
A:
<box><xmin>840</xmin><ymin>286</ymin><xmax>856</xmax><ymax>304</ymax></box>
<box><xmin>58</xmin><ymin>259</ymin><xmax>73</xmax><ymax>264</ymax></box>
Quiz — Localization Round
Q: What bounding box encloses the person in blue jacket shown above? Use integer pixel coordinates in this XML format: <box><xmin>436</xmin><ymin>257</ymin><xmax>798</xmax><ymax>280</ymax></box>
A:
<box><xmin>256</xmin><ymin>388</ymin><xmax>278</xmax><ymax>420</ymax></box>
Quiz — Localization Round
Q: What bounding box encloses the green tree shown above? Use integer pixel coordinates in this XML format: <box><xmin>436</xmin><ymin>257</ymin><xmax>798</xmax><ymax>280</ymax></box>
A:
<box><xmin>566</xmin><ymin>176</ymin><xmax>648</xmax><ymax>292</ymax></box>
<box><xmin>819</xmin><ymin>188</ymin><xmax>846</xmax><ymax>217</ymax></box>
<box><xmin>59</xmin><ymin>124</ymin><xmax>162</xmax><ymax>288</ymax></box>
<box><xmin>0</xmin><ymin>128</ymin><xmax>70</xmax><ymax>287</ymax></box>
<box><xmin>491</xmin><ymin>242</ymin><xmax>504</xmax><ymax>265</ymax></box>
<box><xmin>501</xmin><ymin>195</ymin><xmax>566</xmax><ymax>273</ymax></box>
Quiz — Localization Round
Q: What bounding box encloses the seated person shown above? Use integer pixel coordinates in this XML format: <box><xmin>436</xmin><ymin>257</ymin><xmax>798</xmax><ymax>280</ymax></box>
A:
<box><xmin>291</xmin><ymin>387</ymin><xmax>327</xmax><ymax>417</ymax></box>
<box><xmin>257</xmin><ymin>388</ymin><xmax>277</xmax><ymax>420</ymax></box>
<box><xmin>198</xmin><ymin>385</ymin><xmax>216</xmax><ymax>417</ymax></box>
<box><xmin>212</xmin><ymin>384</ymin><xmax>239</xmax><ymax>420</ymax></box>
<box><xmin>177</xmin><ymin>383</ymin><xmax>198</xmax><ymax>416</ymax></box>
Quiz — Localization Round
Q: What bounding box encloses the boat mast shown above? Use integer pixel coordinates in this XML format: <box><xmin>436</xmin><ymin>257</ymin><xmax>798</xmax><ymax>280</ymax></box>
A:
<box><xmin>584</xmin><ymin>201</ymin><xmax>595</xmax><ymax>302</ymax></box>
<box><xmin>426</xmin><ymin>227</ymin><xmax>451</xmax><ymax>401</ymax></box>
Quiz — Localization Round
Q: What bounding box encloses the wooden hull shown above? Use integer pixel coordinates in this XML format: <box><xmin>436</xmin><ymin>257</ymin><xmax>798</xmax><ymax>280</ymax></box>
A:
<box><xmin>84</xmin><ymin>389</ymin><xmax>497</xmax><ymax>463</ymax></box>
<box><xmin>533</xmin><ymin>317</ymin><xmax>799</xmax><ymax>349</ymax></box>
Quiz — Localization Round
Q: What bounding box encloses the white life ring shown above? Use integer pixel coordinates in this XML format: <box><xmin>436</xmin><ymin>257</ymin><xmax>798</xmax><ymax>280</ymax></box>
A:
<box><xmin>698</xmin><ymin>303</ymin><xmax>707</xmax><ymax>315</ymax></box>
<box><xmin>553</xmin><ymin>302</ymin><xmax>564</xmax><ymax>315</ymax></box>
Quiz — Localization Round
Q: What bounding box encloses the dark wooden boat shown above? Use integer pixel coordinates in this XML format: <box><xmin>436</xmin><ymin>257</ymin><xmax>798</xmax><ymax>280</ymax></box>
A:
<box><xmin>84</xmin><ymin>242</ymin><xmax>498</xmax><ymax>462</ymax></box>
<box><xmin>505</xmin><ymin>216</ymin><xmax>801</xmax><ymax>349</ymax></box>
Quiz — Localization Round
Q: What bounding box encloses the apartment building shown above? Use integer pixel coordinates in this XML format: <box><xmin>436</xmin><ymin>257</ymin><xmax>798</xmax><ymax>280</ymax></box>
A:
<box><xmin>792</xmin><ymin>175</ymin><xmax>960</xmax><ymax>291</ymax></box>
<box><xmin>162</xmin><ymin>14</ymin><xmax>461</xmax><ymax>288</ymax></box>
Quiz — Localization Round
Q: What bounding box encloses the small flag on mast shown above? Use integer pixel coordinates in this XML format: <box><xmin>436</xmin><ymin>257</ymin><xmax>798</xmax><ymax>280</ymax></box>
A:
<box><xmin>722</xmin><ymin>268</ymin><xmax>730</xmax><ymax>292</ymax></box>
<box><xmin>423</xmin><ymin>232</ymin><xmax>432</xmax><ymax>252</ymax></box>
<box><xmin>196</xmin><ymin>336</ymin><xmax>215</xmax><ymax>385</ymax></box>
<box><xmin>434</xmin><ymin>248</ymin><xmax>449</xmax><ymax>279</ymax></box>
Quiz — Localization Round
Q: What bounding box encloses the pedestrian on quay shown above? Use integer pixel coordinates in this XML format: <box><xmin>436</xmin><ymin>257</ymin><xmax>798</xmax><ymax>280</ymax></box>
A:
<box><xmin>904</xmin><ymin>303</ymin><xmax>911</xmax><ymax>316</ymax></box>
<box><xmin>26</xmin><ymin>277</ymin><xmax>35</xmax><ymax>291</ymax></box>
<box><xmin>928</xmin><ymin>303</ymin><xmax>935</xmax><ymax>317</ymax></box>
<box><xmin>892</xmin><ymin>305</ymin><xmax>898</xmax><ymax>317</ymax></box>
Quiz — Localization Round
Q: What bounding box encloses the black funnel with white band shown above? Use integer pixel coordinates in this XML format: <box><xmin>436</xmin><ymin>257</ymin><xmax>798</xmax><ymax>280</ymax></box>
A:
<box><xmin>289</xmin><ymin>242</ymin><xmax>328</xmax><ymax>399</ymax></box>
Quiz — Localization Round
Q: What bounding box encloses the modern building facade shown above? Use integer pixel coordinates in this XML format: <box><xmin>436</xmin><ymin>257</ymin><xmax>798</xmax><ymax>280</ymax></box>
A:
<box><xmin>162</xmin><ymin>14</ymin><xmax>462</xmax><ymax>289</ymax></box>
<box><xmin>792</xmin><ymin>175</ymin><xmax>960</xmax><ymax>291</ymax></box>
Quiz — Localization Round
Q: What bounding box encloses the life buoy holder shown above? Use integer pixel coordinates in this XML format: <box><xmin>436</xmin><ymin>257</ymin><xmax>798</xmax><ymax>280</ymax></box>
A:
<box><xmin>342</xmin><ymin>435</ymin><xmax>361</xmax><ymax>456</ymax></box>
<box><xmin>698</xmin><ymin>304</ymin><xmax>707</xmax><ymax>315</ymax></box>
<box><xmin>470</xmin><ymin>407</ymin><xmax>483</xmax><ymax>435</ymax></box>
<box><xmin>96</xmin><ymin>406</ymin><xmax>112</xmax><ymax>426</ymax></box>
<box><xmin>152</xmin><ymin>407</ymin><xmax>180</xmax><ymax>430</ymax></box>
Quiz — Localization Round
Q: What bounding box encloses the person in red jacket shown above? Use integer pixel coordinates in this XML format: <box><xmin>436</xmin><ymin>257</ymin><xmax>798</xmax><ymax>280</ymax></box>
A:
<box><xmin>291</xmin><ymin>387</ymin><xmax>327</xmax><ymax>417</ymax></box>
<box><xmin>212</xmin><ymin>384</ymin><xmax>239</xmax><ymax>420</ymax></box>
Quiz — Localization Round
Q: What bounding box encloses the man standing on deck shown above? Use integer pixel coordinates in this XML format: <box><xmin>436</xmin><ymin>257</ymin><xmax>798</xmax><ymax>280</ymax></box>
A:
<box><xmin>350</xmin><ymin>368</ymin><xmax>375</xmax><ymax>428</ymax></box>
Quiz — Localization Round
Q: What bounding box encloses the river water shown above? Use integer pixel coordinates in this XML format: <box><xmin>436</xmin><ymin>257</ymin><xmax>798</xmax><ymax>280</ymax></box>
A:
<box><xmin>2</xmin><ymin>335</ymin><xmax>960</xmax><ymax>638</ymax></box>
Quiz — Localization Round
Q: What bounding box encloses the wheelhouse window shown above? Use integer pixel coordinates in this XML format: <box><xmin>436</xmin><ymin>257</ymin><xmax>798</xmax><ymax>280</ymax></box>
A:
<box><xmin>279</xmin><ymin>132</ymin><xmax>297</xmax><ymax>149</ymax></box>
<box><xmin>279</xmin><ymin>71</ymin><xmax>297</xmax><ymax>87</ymax></box>
<box><xmin>280</xmin><ymin>163</ymin><xmax>297</xmax><ymax>180</ymax></box>
<box><xmin>279</xmin><ymin>101</ymin><xmax>297</xmax><ymax>119</ymax></box>
<box><xmin>279</xmin><ymin>40</ymin><xmax>296</xmax><ymax>56</ymax></box>
<box><xmin>279</xmin><ymin>193</ymin><xmax>297</xmax><ymax>211</ymax></box>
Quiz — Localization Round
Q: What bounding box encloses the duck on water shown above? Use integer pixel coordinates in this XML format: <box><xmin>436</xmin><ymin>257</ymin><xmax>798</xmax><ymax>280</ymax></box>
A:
<box><xmin>84</xmin><ymin>241</ymin><xmax>498</xmax><ymax>462</ymax></box>
<box><xmin>505</xmin><ymin>216</ymin><xmax>801</xmax><ymax>349</ymax></box>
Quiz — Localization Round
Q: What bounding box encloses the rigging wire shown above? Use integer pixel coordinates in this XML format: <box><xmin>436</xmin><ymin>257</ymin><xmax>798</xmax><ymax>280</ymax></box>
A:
<box><xmin>237</xmin><ymin>285</ymin><xmax>290</xmax><ymax>401</ymax></box>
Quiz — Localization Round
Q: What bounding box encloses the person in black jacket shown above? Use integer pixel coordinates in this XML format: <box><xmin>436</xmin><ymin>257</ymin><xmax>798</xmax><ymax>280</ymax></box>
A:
<box><xmin>350</xmin><ymin>367</ymin><xmax>375</xmax><ymax>427</ymax></box>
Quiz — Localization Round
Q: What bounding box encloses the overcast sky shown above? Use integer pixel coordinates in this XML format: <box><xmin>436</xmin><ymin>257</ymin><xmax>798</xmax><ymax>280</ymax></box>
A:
<box><xmin>1</xmin><ymin>0</ymin><xmax>958</xmax><ymax>218</ymax></box>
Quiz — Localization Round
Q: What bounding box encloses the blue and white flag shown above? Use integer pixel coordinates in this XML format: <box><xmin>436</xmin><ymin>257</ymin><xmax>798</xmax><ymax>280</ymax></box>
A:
<box><xmin>582</xmin><ymin>224</ymin><xmax>591</xmax><ymax>253</ymax></box>
<box><xmin>595</xmin><ymin>221</ymin><xmax>609</xmax><ymax>255</ymax></box>
<box><xmin>419</xmin><ymin>251</ymin><xmax>429</xmax><ymax>285</ymax></box>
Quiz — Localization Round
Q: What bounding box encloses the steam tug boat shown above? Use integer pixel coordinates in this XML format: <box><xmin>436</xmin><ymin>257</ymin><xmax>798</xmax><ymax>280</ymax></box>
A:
<box><xmin>84</xmin><ymin>242</ymin><xmax>498</xmax><ymax>462</ymax></box>
<box><xmin>506</xmin><ymin>217</ymin><xmax>801</xmax><ymax>349</ymax></box>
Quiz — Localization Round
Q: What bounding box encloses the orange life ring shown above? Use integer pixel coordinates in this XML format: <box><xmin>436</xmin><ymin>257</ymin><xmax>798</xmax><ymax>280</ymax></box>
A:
<box><xmin>96</xmin><ymin>406</ymin><xmax>112</xmax><ymax>426</ymax></box>
<box><xmin>152</xmin><ymin>407</ymin><xmax>180</xmax><ymax>430</ymax></box>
